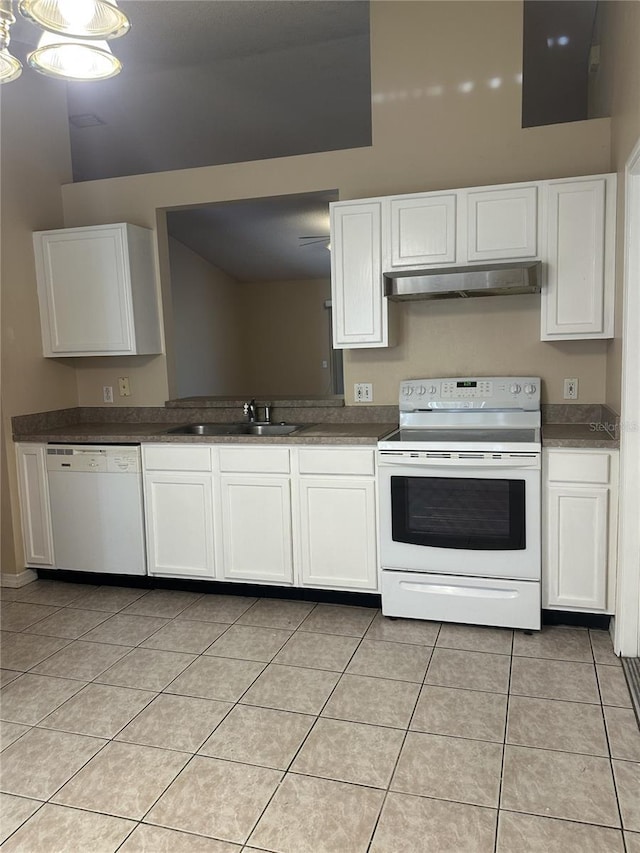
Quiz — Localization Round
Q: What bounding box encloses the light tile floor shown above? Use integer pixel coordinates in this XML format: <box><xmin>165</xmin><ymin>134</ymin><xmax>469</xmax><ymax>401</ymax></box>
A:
<box><xmin>1</xmin><ymin>580</ymin><xmax>639</xmax><ymax>852</ymax></box>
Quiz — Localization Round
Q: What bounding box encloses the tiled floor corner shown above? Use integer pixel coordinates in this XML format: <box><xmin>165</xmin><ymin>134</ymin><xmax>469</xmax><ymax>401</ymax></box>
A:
<box><xmin>1</xmin><ymin>578</ymin><xmax>638</xmax><ymax>852</ymax></box>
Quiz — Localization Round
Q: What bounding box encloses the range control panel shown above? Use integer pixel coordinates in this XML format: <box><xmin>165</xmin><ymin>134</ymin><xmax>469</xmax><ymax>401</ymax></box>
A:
<box><xmin>399</xmin><ymin>377</ymin><xmax>541</xmax><ymax>411</ymax></box>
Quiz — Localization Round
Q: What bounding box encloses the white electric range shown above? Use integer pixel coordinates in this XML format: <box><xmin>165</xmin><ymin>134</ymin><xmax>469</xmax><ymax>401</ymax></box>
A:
<box><xmin>377</xmin><ymin>376</ymin><xmax>541</xmax><ymax>630</ymax></box>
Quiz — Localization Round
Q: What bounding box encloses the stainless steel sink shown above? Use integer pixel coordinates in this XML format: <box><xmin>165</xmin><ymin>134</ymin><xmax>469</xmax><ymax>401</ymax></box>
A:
<box><xmin>246</xmin><ymin>423</ymin><xmax>301</xmax><ymax>436</ymax></box>
<box><xmin>166</xmin><ymin>423</ymin><xmax>249</xmax><ymax>436</ymax></box>
<box><xmin>166</xmin><ymin>422</ymin><xmax>302</xmax><ymax>436</ymax></box>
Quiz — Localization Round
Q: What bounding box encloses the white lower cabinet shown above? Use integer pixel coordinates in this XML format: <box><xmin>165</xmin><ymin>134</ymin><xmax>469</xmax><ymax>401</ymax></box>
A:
<box><xmin>296</xmin><ymin>447</ymin><xmax>378</xmax><ymax>591</ymax></box>
<box><xmin>298</xmin><ymin>477</ymin><xmax>377</xmax><ymax>590</ymax></box>
<box><xmin>543</xmin><ymin>448</ymin><xmax>619</xmax><ymax>613</ymax></box>
<box><xmin>143</xmin><ymin>446</ymin><xmax>215</xmax><ymax>579</ymax></box>
<box><xmin>15</xmin><ymin>443</ymin><xmax>54</xmax><ymax>567</ymax></box>
<box><xmin>219</xmin><ymin>475</ymin><xmax>293</xmax><ymax>584</ymax></box>
<box><xmin>140</xmin><ymin>443</ymin><xmax>377</xmax><ymax>592</ymax></box>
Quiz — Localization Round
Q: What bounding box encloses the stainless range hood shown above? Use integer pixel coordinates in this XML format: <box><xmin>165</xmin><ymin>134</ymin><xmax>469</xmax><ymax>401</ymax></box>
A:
<box><xmin>384</xmin><ymin>261</ymin><xmax>541</xmax><ymax>301</ymax></box>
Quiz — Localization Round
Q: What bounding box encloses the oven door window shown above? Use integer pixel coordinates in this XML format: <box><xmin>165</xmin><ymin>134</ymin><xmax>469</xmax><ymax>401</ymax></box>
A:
<box><xmin>391</xmin><ymin>476</ymin><xmax>526</xmax><ymax>550</ymax></box>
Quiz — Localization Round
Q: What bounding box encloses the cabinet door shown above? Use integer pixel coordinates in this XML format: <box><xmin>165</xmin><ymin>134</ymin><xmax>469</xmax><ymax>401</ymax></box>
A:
<box><xmin>34</xmin><ymin>225</ymin><xmax>136</xmax><ymax>355</ymax></box>
<box><xmin>298</xmin><ymin>477</ymin><xmax>377</xmax><ymax>590</ymax></box>
<box><xmin>220</xmin><ymin>475</ymin><xmax>293</xmax><ymax>584</ymax></box>
<box><xmin>541</xmin><ymin>176</ymin><xmax>615</xmax><ymax>340</ymax></box>
<box><xmin>467</xmin><ymin>186</ymin><xmax>538</xmax><ymax>261</ymax></box>
<box><xmin>144</xmin><ymin>472</ymin><xmax>215</xmax><ymax>578</ymax></box>
<box><xmin>15</xmin><ymin>444</ymin><xmax>54</xmax><ymax>567</ymax></box>
<box><xmin>330</xmin><ymin>201</ymin><xmax>388</xmax><ymax>348</ymax></box>
<box><xmin>389</xmin><ymin>193</ymin><xmax>457</xmax><ymax>267</ymax></box>
<box><xmin>544</xmin><ymin>484</ymin><xmax>609</xmax><ymax>611</ymax></box>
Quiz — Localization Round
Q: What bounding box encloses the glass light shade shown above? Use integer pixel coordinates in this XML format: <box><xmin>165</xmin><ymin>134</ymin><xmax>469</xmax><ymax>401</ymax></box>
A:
<box><xmin>0</xmin><ymin>47</ymin><xmax>22</xmax><ymax>82</ymax></box>
<box><xmin>19</xmin><ymin>0</ymin><xmax>130</xmax><ymax>39</ymax></box>
<box><xmin>27</xmin><ymin>31</ymin><xmax>121</xmax><ymax>80</ymax></box>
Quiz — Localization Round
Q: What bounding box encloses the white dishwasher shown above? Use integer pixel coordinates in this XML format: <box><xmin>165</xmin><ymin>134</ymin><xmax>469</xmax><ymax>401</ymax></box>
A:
<box><xmin>46</xmin><ymin>444</ymin><xmax>146</xmax><ymax>575</ymax></box>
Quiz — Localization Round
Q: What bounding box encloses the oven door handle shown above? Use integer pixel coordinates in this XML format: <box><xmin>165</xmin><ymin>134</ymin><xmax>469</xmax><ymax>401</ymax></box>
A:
<box><xmin>377</xmin><ymin>456</ymin><xmax>540</xmax><ymax>469</ymax></box>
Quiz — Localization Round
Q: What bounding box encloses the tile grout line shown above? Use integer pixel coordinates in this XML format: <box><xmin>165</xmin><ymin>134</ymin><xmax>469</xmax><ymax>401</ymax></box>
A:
<box><xmin>493</xmin><ymin>628</ymin><xmax>516</xmax><ymax>853</ymax></box>
<box><xmin>591</xmin><ymin>630</ymin><xmax>629</xmax><ymax>844</ymax></box>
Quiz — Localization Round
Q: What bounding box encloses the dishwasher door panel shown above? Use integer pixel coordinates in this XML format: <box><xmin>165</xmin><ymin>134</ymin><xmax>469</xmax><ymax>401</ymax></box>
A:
<box><xmin>47</xmin><ymin>470</ymin><xmax>146</xmax><ymax>574</ymax></box>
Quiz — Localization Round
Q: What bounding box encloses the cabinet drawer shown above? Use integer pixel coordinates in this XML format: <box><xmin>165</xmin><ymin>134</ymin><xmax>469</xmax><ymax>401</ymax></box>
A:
<box><xmin>143</xmin><ymin>445</ymin><xmax>212</xmax><ymax>472</ymax></box>
<box><xmin>219</xmin><ymin>447</ymin><xmax>290</xmax><ymax>474</ymax></box>
<box><xmin>546</xmin><ymin>451</ymin><xmax>610</xmax><ymax>484</ymax></box>
<box><xmin>298</xmin><ymin>448</ymin><xmax>374</xmax><ymax>476</ymax></box>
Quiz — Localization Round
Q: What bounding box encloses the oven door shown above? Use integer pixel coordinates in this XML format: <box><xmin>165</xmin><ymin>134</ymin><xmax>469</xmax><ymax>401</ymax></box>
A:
<box><xmin>378</xmin><ymin>452</ymin><xmax>541</xmax><ymax>581</ymax></box>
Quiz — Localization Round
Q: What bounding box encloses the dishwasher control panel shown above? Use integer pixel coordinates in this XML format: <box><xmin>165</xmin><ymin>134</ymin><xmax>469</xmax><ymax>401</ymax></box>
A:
<box><xmin>46</xmin><ymin>445</ymin><xmax>140</xmax><ymax>473</ymax></box>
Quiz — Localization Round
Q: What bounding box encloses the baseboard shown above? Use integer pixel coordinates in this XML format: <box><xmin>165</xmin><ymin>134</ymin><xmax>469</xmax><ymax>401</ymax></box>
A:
<box><xmin>35</xmin><ymin>569</ymin><xmax>382</xmax><ymax>608</ymax></box>
<box><xmin>542</xmin><ymin>609</ymin><xmax>611</xmax><ymax>630</ymax></box>
<box><xmin>1</xmin><ymin>569</ymin><xmax>38</xmax><ymax>588</ymax></box>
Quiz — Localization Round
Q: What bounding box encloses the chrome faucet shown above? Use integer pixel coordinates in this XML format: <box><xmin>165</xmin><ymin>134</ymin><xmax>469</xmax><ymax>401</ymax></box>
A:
<box><xmin>243</xmin><ymin>399</ymin><xmax>257</xmax><ymax>422</ymax></box>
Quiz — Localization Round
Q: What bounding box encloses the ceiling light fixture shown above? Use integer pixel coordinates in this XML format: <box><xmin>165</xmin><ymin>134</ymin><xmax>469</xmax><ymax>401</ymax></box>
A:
<box><xmin>19</xmin><ymin>0</ymin><xmax>130</xmax><ymax>40</ymax></box>
<box><xmin>0</xmin><ymin>0</ymin><xmax>22</xmax><ymax>83</ymax></box>
<box><xmin>28</xmin><ymin>30</ymin><xmax>121</xmax><ymax>80</ymax></box>
<box><xmin>0</xmin><ymin>0</ymin><xmax>130</xmax><ymax>83</ymax></box>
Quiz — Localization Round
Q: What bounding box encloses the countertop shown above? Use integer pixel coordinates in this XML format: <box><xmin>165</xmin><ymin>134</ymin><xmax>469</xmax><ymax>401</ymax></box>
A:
<box><xmin>12</xmin><ymin>403</ymin><xmax>620</xmax><ymax>449</ymax></box>
<box><xmin>541</xmin><ymin>423</ymin><xmax>619</xmax><ymax>449</ymax></box>
<box><xmin>14</xmin><ymin>421</ymin><xmax>397</xmax><ymax>446</ymax></box>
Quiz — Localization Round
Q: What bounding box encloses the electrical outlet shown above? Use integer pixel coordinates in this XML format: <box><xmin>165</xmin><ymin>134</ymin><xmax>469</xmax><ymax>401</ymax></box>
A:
<box><xmin>103</xmin><ymin>385</ymin><xmax>114</xmax><ymax>403</ymax></box>
<box><xmin>118</xmin><ymin>377</ymin><xmax>131</xmax><ymax>397</ymax></box>
<box><xmin>354</xmin><ymin>382</ymin><xmax>373</xmax><ymax>403</ymax></box>
<box><xmin>563</xmin><ymin>378</ymin><xmax>579</xmax><ymax>400</ymax></box>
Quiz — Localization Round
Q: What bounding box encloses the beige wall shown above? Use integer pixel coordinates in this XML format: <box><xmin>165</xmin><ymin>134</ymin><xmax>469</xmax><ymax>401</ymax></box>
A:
<box><xmin>61</xmin><ymin>1</ymin><xmax>612</xmax><ymax>408</ymax></box>
<box><xmin>169</xmin><ymin>237</ymin><xmax>245</xmax><ymax>397</ymax></box>
<box><xmin>1</xmin><ymin>73</ymin><xmax>78</xmax><ymax>574</ymax></box>
<box><xmin>347</xmin><ymin>296</ymin><xmax>608</xmax><ymax>405</ymax></box>
<box><xmin>601</xmin><ymin>1</ymin><xmax>640</xmax><ymax>415</ymax></box>
<box><xmin>239</xmin><ymin>278</ymin><xmax>332</xmax><ymax>397</ymax></box>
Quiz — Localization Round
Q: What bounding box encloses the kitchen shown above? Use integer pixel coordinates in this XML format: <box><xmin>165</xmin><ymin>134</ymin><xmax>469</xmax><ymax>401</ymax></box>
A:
<box><xmin>2</xmin><ymin>1</ymin><xmax>640</xmax><ymax>850</ymax></box>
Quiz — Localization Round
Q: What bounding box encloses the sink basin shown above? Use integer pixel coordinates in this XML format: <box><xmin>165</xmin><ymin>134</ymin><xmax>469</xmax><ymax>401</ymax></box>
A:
<box><xmin>166</xmin><ymin>423</ymin><xmax>249</xmax><ymax>436</ymax></box>
<box><xmin>166</xmin><ymin>422</ymin><xmax>302</xmax><ymax>437</ymax></box>
<box><xmin>246</xmin><ymin>423</ymin><xmax>301</xmax><ymax>436</ymax></box>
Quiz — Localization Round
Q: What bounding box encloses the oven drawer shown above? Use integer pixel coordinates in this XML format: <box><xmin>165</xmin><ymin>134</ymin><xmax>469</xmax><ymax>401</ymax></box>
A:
<box><xmin>381</xmin><ymin>570</ymin><xmax>541</xmax><ymax>630</ymax></box>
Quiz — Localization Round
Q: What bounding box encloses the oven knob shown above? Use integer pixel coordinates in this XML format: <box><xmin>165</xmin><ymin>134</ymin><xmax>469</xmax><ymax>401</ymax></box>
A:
<box><xmin>416</xmin><ymin>386</ymin><xmax>426</xmax><ymax>395</ymax></box>
<box><xmin>429</xmin><ymin>385</ymin><xmax>437</xmax><ymax>394</ymax></box>
<box><xmin>509</xmin><ymin>383</ymin><xmax>522</xmax><ymax>394</ymax></box>
<box><xmin>524</xmin><ymin>383</ymin><xmax>536</xmax><ymax>395</ymax></box>
<box><xmin>405</xmin><ymin>386</ymin><xmax>414</xmax><ymax>396</ymax></box>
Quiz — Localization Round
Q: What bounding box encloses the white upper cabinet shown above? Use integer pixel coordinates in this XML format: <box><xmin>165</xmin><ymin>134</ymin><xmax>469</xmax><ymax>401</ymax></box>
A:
<box><xmin>330</xmin><ymin>200</ymin><xmax>389</xmax><ymax>348</ymax></box>
<box><xmin>330</xmin><ymin>173</ymin><xmax>616</xmax><ymax>348</ymax></box>
<box><xmin>34</xmin><ymin>223</ymin><xmax>162</xmax><ymax>357</ymax></box>
<box><xmin>466</xmin><ymin>185</ymin><xmax>538</xmax><ymax>261</ymax></box>
<box><xmin>388</xmin><ymin>193</ymin><xmax>457</xmax><ymax>267</ymax></box>
<box><xmin>541</xmin><ymin>175</ymin><xmax>616</xmax><ymax>340</ymax></box>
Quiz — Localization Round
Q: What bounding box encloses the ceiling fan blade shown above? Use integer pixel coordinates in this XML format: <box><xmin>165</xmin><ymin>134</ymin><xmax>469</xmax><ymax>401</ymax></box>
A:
<box><xmin>298</xmin><ymin>235</ymin><xmax>330</xmax><ymax>247</ymax></box>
